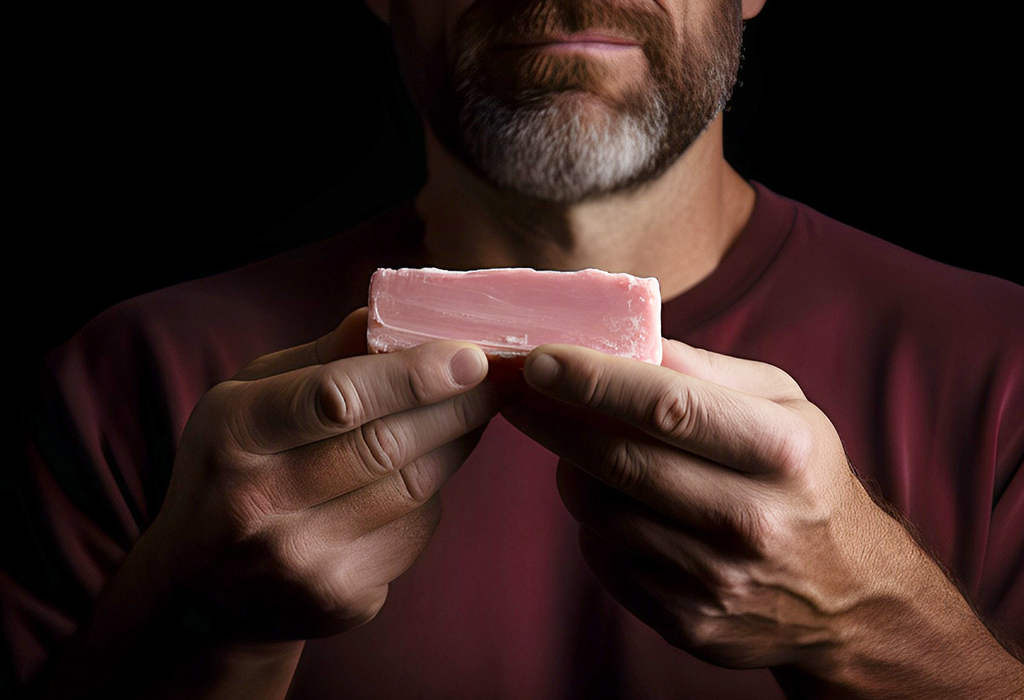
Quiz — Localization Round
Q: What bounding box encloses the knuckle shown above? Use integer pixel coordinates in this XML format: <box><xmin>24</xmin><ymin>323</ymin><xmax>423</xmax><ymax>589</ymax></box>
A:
<box><xmin>730</xmin><ymin>504</ymin><xmax>779</xmax><ymax>560</ymax></box>
<box><xmin>606</xmin><ymin>440</ymin><xmax>647</xmax><ymax>493</ymax></box>
<box><xmin>300</xmin><ymin>564</ymin><xmax>391</xmax><ymax>634</ymax></box>
<box><xmin>354</xmin><ymin>585</ymin><xmax>390</xmax><ymax>625</ymax></box>
<box><xmin>651</xmin><ymin>383</ymin><xmax>701</xmax><ymax>440</ymax></box>
<box><xmin>577</xmin><ymin>366</ymin><xmax>608</xmax><ymax>409</ymax></box>
<box><xmin>221</xmin><ymin>486</ymin><xmax>275</xmax><ymax>539</ymax></box>
<box><xmin>666</xmin><ymin>589</ymin><xmax>737</xmax><ymax>650</ymax></box>
<box><xmin>706</xmin><ymin>564</ymin><xmax>750</xmax><ymax>614</ymax></box>
<box><xmin>679</xmin><ymin>615</ymin><xmax>725</xmax><ymax>651</ymax></box>
<box><xmin>262</xmin><ymin>529</ymin><xmax>312</xmax><ymax>578</ymax></box>
<box><xmin>449</xmin><ymin>393</ymin><xmax>473</xmax><ymax>431</ymax></box>
<box><xmin>771</xmin><ymin>418</ymin><xmax>815</xmax><ymax>477</ymax></box>
<box><xmin>449</xmin><ymin>387</ymin><xmax>497</xmax><ymax>433</ymax></box>
<box><xmin>298</xmin><ymin>566</ymin><xmax>359</xmax><ymax>626</ymax></box>
<box><xmin>767</xmin><ymin>364</ymin><xmax>802</xmax><ymax>396</ymax></box>
<box><xmin>404</xmin><ymin>362</ymin><xmax>433</xmax><ymax>405</ymax></box>
<box><xmin>395</xmin><ymin>461</ymin><xmax>435</xmax><ymax>505</ymax></box>
<box><xmin>691</xmin><ymin>556</ymin><xmax>733</xmax><ymax>598</ymax></box>
<box><xmin>356</xmin><ymin>420</ymin><xmax>402</xmax><ymax>476</ymax></box>
<box><xmin>329</xmin><ymin>580</ymin><xmax>389</xmax><ymax>630</ymax></box>
<box><xmin>696</xmin><ymin>347</ymin><xmax>724</xmax><ymax>377</ymax></box>
<box><xmin>313</xmin><ymin>368</ymin><xmax>362</xmax><ymax>431</ymax></box>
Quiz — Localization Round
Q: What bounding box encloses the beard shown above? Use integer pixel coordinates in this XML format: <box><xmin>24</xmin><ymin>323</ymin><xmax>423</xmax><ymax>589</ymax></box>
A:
<box><xmin>392</xmin><ymin>0</ymin><xmax>744</xmax><ymax>203</ymax></box>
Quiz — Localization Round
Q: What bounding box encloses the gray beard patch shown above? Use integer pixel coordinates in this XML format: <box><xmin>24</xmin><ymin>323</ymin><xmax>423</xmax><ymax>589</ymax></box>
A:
<box><xmin>457</xmin><ymin>88</ymin><xmax>673</xmax><ymax>203</ymax></box>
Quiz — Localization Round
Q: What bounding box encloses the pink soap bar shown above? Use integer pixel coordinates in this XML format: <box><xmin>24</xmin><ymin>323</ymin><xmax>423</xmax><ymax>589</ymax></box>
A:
<box><xmin>367</xmin><ymin>267</ymin><xmax>663</xmax><ymax>364</ymax></box>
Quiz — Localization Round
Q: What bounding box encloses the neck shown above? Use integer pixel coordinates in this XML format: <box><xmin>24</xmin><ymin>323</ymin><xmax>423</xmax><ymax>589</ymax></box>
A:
<box><xmin>414</xmin><ymin>115</ymin><xmax>755</xmax><ymax>301</ymax></box>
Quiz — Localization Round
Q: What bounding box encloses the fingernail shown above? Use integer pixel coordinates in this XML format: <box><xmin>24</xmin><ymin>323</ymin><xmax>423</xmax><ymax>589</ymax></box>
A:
<box><xmin>450</xmin><ymin>347</ymin><xmax>488</xmax><ymax>386</ymax></box>
<box><xmin>525</xmin><ymin>353</ymin><xmax>562</xmax><ymax>388</ymax></box>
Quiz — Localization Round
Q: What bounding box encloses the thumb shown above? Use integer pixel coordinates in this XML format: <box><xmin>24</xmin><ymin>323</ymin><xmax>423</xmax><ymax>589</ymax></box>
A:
<box><xmin>232</xmin><ymin>307</ymin><xmax>369</xmax><ymax>381</ymax></box>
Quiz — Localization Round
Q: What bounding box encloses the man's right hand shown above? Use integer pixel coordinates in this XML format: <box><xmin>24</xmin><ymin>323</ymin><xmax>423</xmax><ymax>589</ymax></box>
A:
<box><xmin>150</xmin><ymin>306</ymin><xmax>501</xmax><ymax>640</ymax></box>
<box><xmin>42</xmin><ymin>307</ymin><xmax>500</xmax><ymax>698</ymax></box>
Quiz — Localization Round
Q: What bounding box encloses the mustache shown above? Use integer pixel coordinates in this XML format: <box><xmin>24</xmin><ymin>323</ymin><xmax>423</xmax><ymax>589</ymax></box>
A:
<box><xmin>453</xmin><ymin>0</ymin><xmax>676</xmax><ymax>61</ymax></box>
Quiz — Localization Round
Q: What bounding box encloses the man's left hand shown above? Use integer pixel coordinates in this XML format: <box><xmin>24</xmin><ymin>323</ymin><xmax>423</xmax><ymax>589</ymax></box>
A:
<box><xmin>502</xmin><ymin>339</ymin><xmax>1023</xmax><ymax>695</ymax></box>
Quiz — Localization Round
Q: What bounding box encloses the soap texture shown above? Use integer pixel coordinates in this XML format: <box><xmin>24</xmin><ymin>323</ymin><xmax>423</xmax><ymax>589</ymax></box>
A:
<box><xmin>367</xmin><ymin>267</ymin><xmax>663</xmax><ymax>364</ymax></box>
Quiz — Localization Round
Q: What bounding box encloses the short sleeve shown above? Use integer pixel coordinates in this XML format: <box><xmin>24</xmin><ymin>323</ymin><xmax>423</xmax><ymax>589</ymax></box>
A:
<box><xmin>977</xmin><ymin>353</ymin><xmax>1024</xmax><ymax>648</ymax></box>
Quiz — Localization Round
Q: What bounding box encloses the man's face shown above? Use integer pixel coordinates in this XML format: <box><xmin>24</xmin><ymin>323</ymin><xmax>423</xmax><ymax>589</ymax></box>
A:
<box><xmin>389</xmin><ymin>0</ymin><xmax>744</xmax><ymax>203</ymax></box>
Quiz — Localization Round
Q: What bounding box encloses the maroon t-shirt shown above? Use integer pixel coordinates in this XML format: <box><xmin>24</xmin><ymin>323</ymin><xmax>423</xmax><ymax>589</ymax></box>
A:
<box><xmin>7</xmin><ymin>183</ymin><xmax>1023</xmax><ymax>698</ymax></box>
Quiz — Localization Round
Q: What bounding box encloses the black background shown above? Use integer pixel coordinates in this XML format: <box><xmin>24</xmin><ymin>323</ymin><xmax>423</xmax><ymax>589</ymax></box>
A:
<box><xmin>15</xmin><ymin>2</ymin><xmax>1017</xmax><ymax>390</ymax></box>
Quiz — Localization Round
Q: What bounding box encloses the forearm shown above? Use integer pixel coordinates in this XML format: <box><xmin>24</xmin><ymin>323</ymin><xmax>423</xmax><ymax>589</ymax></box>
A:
<box><xmin>778</xmin><ymin>514</ymin><xmax>1023</xmax><ymax>700</ymax></box>
<box><xmin>37</xmin><ymin>522</ymin><xmax>303</xmax><ymax>700</ymax></box>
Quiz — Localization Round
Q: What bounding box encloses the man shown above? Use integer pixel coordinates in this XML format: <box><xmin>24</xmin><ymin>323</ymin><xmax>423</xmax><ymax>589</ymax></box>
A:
<box><xmin>7</xmin><ymin>1</ymin><xmax>1023</xmax><ymax>698</ymax></box>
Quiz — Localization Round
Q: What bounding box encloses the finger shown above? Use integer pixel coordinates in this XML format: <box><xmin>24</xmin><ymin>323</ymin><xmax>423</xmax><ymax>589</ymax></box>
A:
<box><xmin>232</xmin><ymin>308</ymin><xmax>370</xmax><ymax>381</ymax></box>
<box><xmin>577</xmin><ymin>528</ymin><xmax>807</xmax><ymax>668</ymax></box>
<box><xmin>292</xmin><ymin>497</ymin><xmax>443</xmax><ymax>636</ymax></box>
<box><xmin>522</xmin><ymin>344</ymin><xmax>806</xmax><ymax>474</ymax></box>
<box><xmin>327</xmin><ymin>495</ymin><xmax>444</xmax><ymax>594</ymax></box>
<box><xmin>576</xmin><ymin>529</ymin><xmax>715</xmax><ymax>654</ymax></box>
<box><xmin>503</xmin><ymin>399</ymin><xmax>759</xmax><ymax>524</ymax></box>
<box><xmin>304</xmin><ymin>428</ymin><xmax>483</xmax><ymax>536</ymax></box>
<box><xmin>660</xmin><ymin>339</ymin><xmax>804</xmax><ymax>402</ymax></box>
<box><xmin>231</xmin><ymin>340</ymin><xmax>490</xmax><ymax>454</ymax></box>
<box><xmin>273</xmin><ymin>386</ymin><xmax>494</xmax><ymax>509</ymax></box>
<box><xmin>557</xmin><ymin>460</ymin><xmax>762</xmax><ymax>563</ymax></box>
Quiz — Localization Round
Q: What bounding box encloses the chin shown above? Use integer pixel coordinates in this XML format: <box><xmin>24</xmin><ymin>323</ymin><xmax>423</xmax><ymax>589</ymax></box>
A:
<box><xmin>458</xmin><ymin>89</ymin><xmax>677</xmax><ymax>203</ymax></box>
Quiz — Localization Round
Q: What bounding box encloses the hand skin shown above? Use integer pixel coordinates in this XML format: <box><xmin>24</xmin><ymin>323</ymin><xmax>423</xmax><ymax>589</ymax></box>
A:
<box><xmin>38</xmin><ymin>308</ymin><xmax>503</xmax><ymax>699</ymax></box>
<box><xmin>505</xmin><ymin>338</ymin><xmax>1024</xmax><ymax>700</ymax></box>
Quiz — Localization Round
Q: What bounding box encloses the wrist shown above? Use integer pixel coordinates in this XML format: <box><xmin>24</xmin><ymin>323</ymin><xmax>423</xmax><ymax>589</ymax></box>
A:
<box><xmin>792</xmin><ymin>505</ymin><xmax>1023</xmax><ymax>698</ymax></box>
<box><xmin>143</xmin><ymin>504</ymin><xmax>227</xmax><ymax>591</ymax></box>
